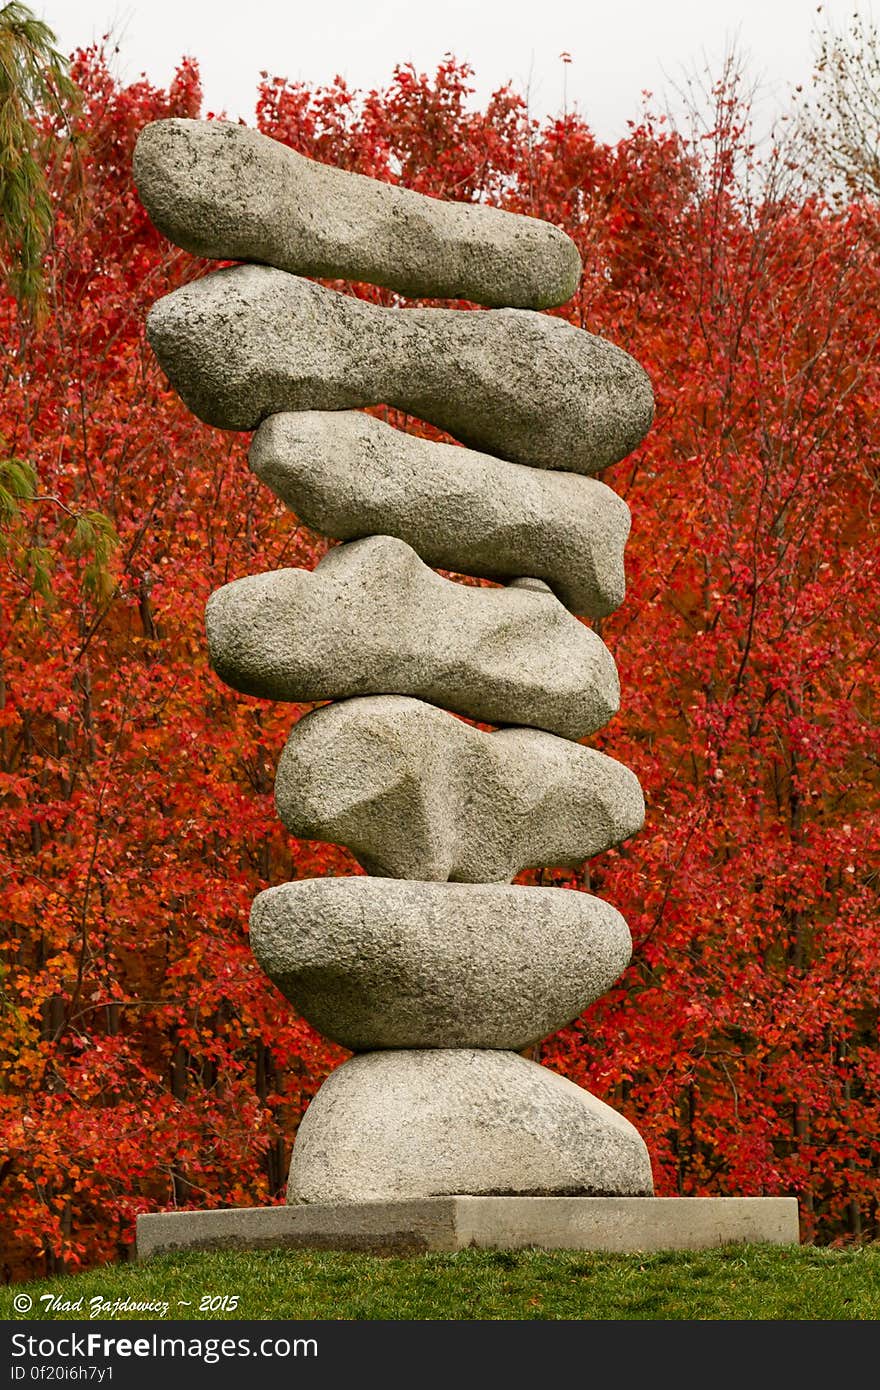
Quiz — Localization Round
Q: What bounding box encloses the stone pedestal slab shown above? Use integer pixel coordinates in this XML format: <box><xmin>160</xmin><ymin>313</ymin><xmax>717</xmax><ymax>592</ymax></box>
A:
<box><xmin>137</xmin><ymin>1196</ymin><xmax>799</xmax><ymax>1259</ymax></box>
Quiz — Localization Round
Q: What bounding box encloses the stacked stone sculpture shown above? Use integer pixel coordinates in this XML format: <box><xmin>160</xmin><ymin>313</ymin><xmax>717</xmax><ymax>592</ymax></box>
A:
<box><xmin>134</xmin><ymin>118</ymin><xmax>656</xmax><ymax>1209</ymax></box>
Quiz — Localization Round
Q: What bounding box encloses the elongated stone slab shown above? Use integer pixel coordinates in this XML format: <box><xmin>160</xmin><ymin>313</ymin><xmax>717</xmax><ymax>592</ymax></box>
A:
<box><xmin>288</xmin><ymin>1050</ymin><xmax>654</xmax><ymax>1202</ymax></box>
<box><xmin>133</xmin><ymin>118</ymin><xmax>582</xmax><ymax>310</ymax></box>
<box><xmin>250</xmin><ymin>877</ymin><xmax>632</xmax><ymax>1051</ymax></box>
<box><xmin>206</xmin><ymin>536</ymin><xmax>619</xmax><ymax>739</ymax></box>
<box><xmin>275</xmin><ymin>696</ymin><xmax>643</xmax><ymax>882</ymax></box>
<box><xmin>147</xmin><ymin>264</ymin><xmax>654</xmax><ymax>474</ymax></box>
<box><xmin>251</xmin><ymin>412</ymin><xmax>631</xmax><ymax>617</ymax></box>
<box><xmin>137</xmin><ymin>1197</ymin><xmax>802</xmax><ymax>1258</ymax></box>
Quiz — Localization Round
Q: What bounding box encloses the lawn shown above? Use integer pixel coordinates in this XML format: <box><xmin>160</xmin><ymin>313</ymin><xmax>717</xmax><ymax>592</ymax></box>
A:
<box><xmin>2</xmin><ymin>1244</ymin><xmax>878</xmax><ymax>1320</ymax></box>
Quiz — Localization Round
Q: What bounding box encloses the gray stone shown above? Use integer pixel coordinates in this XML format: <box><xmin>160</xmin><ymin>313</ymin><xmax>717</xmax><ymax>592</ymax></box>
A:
<box><xmin>136</xmin><ymin>1196</ymin><xmax>801</xmax><ymax>1259</ymax></box>
<box><xmin>205</xmin><ymin>535</ymin><xmax>619</xmax><ymax>740</ymax></box>
<box><xmin>133</xmin><ymin>118</ymin><xmax>582</xmax><ymax>310</ymax></box>
<box><xmin>275</xmin><ymin>696</ymin><xmax>644</xmax><ymax>882</ymax></box>
<box><xmin>249</xmin><ymin>876</ymin><xmax>632</xmax><ymax>1051</ymax></box>
<box><xmin>250</xmin><ymin>411</ymin><xmax>631</xmax><ymax>617</ymax></box>
<box><xmin>147</xmin><ymin>264</ymin><xmax>654</xmax><ymax>474</ymax></box>
<box><xmin>288</xmin><ymin>1050</ymin><xmax>653</xmax><ymax>1202</ymax></box>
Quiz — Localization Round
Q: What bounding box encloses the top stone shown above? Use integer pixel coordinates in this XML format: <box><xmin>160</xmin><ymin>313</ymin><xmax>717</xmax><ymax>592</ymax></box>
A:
<box><xmin>133</xmin><ymin>118</ymin><xmax>582</xmax><ymax>310</ymax></box>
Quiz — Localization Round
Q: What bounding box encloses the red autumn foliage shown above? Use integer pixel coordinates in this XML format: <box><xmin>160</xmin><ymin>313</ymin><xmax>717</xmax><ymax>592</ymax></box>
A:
<box><xmin>1</xmin><ymin>48</ymin><xmax>878</xmax><ymax>1281</ymax></box>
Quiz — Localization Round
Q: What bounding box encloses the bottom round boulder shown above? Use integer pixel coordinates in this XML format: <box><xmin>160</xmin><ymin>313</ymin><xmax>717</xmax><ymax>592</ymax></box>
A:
<box><xmin>287</xmin><ymin>1049</ymin><xmax>653</xmax><ymax>1203</ymax></box>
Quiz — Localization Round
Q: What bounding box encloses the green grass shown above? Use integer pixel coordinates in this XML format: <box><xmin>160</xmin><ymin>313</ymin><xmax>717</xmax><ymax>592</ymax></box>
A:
<box><xmin>2</xmin><ymin>1244</ymin><xmax>878</xmax><ymax>1320</ymax></box>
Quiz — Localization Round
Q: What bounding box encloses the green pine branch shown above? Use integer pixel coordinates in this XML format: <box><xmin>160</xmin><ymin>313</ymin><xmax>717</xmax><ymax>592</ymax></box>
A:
<box><xmin>0</xmin><ymin>2</ymin><xmax>79</xmax><ymax>319</ymax></box>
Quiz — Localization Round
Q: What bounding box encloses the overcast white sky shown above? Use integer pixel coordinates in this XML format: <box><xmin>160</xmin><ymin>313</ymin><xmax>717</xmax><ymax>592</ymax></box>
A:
<box><xmin>41</xmin><ymin>0</ymin><xmax>871</xmax><ymax>141</ymax></box>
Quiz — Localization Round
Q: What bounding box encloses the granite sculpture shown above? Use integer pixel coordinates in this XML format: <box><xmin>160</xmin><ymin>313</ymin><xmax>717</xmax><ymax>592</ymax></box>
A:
<box><xmin>135</xmin><ymin>115</ymin><xmax>656</xmax><ymax>1205</ymax></box>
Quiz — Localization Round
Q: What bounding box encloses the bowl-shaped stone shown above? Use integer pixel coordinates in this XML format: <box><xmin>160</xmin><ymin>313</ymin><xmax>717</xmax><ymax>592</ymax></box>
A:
<box><xmin>250</xmin><ymin>876</ymin><xmax>632</xmax><ymax>1051</ymax></box>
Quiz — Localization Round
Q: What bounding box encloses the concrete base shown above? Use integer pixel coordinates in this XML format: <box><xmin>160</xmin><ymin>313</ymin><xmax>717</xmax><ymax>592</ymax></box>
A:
<box><xmin>137</xmin><ymin>1196</ymin><xmax>799</xmax><ymax>1259</ymax></box>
